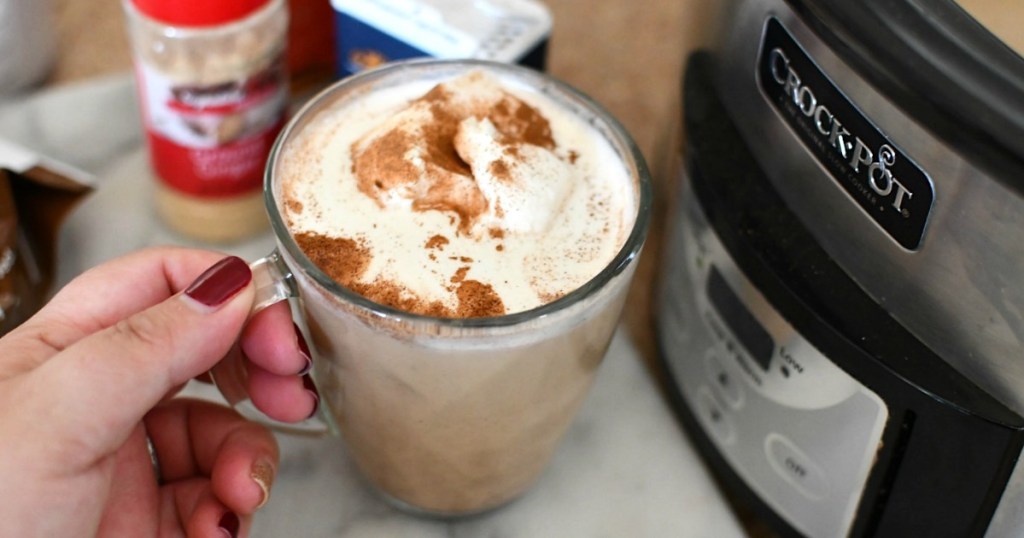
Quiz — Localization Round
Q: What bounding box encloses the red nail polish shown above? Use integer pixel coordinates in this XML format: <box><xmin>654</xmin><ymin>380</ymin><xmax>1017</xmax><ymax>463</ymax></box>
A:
<box><xmin>184</xmin><ymin>257</ymin><xmax>252</xmax><ymax>308</ymax></box>
<box><xmin>218</xmin><ymin>511</ymin><xmax>240</xmax><ymax>538</ymax></box>
<box><xmin>303</xmin><ymin>374</ymin><xmax>320</xmax><ymax>419</ymax></box>
<box><xmin>294</xmin><ymin>322</ymin><xmax>313</xmax><ymax>375</ymax></box>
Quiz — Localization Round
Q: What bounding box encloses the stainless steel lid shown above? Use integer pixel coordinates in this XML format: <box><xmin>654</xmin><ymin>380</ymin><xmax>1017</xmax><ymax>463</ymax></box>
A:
<box><xmin>790</xmin><ymin>0</ymin><xmax>1024</xmax><ymax>191</ymax></box>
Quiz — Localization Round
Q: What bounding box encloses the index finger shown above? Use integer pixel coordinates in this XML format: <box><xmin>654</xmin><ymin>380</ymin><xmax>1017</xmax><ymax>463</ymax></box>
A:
<box><xmin>0</xmin><ymin>247</ymin><xmax>230</xmax><ymax>374</ymax></box>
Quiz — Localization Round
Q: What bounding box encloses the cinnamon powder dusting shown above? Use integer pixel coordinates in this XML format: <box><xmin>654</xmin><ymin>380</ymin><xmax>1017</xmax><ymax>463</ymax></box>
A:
<box><xmin>348</xmin><ymin>279</ymin><xmax>451</xmax><ymax>318</ymax></box>
<box><xmin>448</xmin><ymin>265</ymin><xmax>505</xmax><ymax>317</ymax></box>
<box><xmin>489</xmin><ymin>159</ymin><xmax>511</xmax><ymax>182</ymax></box>
<box><xmin>349</xmin><ymin>73</ymin><xmax>559</xmax><ymax>232</ymax></box>
<box><xmin>451</xmin><ymin>266</ymin><xmax>470</xmax><ymax>283</ymax></box>
<box><xmin>295</xmin><ymin>232</ymin><xmax>371</xmax><ymax>285</ymax></box>
<box><xmin>425</xmin><ymin>234</ymin><xmax>449</xmax><ymax>250</ymax></box>
<box><xmin>346</xmin><ymin>274</ymin><xmax>505</xmax><ymax>318</ymax></box>
<box><xmin>353</xmin><ymin>129</ymin><xmax>421</xmax><ymax>196</ymax></box>
<box><xmin>294</xmin><ymin>231</ymin><xmax>506</xmax><ymax>318</ymax></box>
<box><xmin>455</xmin><ymin>280</ymin><xmax>505</xmax><ymax>318</ymax></box>
<box><xmin>490</xmin><ymin>96</ymin><xmax>555</xmax><ymax>149</ymax></box>
<box><xmin>285</xmin><ymin>199</ymin><xmax>304</xmax><ymax>214</ymax></box>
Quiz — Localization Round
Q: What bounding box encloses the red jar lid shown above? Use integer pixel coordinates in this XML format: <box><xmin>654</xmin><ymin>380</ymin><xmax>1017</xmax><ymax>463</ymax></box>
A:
<box><xmin>131</xmin><ymin>0</ymin><xmax>270</xmax><ymax>26</ymax></box>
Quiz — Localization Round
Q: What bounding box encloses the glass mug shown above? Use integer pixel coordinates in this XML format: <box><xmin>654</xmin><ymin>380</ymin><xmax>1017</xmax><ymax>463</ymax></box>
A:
<box><xmin>212</xmin><ymin>59</ymin><xmax>653</xmax><ymax>517</ymax></box>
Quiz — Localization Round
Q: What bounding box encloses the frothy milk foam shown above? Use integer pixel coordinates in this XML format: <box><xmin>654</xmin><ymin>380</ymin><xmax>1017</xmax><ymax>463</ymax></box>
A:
<box><xmin>279</xmin><ymin>70</ymin><xmax>635</xmax><ymax>317</ymax></box>
<box><xmin>273</xmin><ymin>63</ymin><xmax>644</xmax><ymax>515</ymax></box>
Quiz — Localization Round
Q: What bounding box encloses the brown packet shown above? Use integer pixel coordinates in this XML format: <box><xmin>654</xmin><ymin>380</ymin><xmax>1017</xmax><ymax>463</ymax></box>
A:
<box><xmin>0</xmin><ymin>167</ymin><xmax>92</xmax><ymax>335</ymax></box>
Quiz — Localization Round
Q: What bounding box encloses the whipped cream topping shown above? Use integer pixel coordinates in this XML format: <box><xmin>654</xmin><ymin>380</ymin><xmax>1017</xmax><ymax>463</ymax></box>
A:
<box><xmin>280</xmin><ymin>69</ymin><xmax>635</xmax><ymax>317</ymax></box>
<box><xmin>454</xmin><ymin>114</ymin><xmax>575</xmax><ymax>234</ymax></box>
<box><xmin>350</xmin><ymin>72</ymin><xmax>575</xmax><ymax>235</ymax></box>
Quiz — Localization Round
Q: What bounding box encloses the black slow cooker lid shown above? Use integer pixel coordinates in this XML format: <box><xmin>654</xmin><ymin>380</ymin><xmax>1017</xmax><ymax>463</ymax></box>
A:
<box><xmin>787</xmin><ymin>0</ymin><xmax>1024</xmax><ymax>195</ymax></box>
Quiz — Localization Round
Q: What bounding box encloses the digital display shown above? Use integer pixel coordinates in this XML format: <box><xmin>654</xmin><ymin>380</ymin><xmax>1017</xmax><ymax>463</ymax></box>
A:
<box><xmin>707</xmin><ymin>266</ymin><xmax>775</xmax><ymax>370</ymax></box>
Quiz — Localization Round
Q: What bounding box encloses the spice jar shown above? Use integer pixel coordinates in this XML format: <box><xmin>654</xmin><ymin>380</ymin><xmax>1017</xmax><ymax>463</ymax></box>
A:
<box><xmin>123</xmin><ymin>0</ymin><xmax>289</xmax><ymax>242</ymax></box>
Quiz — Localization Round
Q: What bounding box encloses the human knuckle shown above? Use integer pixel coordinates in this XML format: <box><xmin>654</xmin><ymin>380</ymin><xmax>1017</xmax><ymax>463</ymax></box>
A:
<box><xmin>110</xmin><ymin>312</ymin><xmax>172</xmax><ymax>350</ymax></box>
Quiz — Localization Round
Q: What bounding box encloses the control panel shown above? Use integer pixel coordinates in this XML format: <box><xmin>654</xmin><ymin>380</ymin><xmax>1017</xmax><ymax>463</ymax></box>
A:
<box><xmin>658</xmin><ymin>190</ymin><xmax>888</xmax><ymax>538</ymax></box>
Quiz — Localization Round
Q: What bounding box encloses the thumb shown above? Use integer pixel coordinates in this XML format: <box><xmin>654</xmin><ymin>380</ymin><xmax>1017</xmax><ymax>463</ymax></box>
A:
<box><xmin>31</xmin><ymin>256</ymin><xmax>255</xmax><ymax>452</ymax></box>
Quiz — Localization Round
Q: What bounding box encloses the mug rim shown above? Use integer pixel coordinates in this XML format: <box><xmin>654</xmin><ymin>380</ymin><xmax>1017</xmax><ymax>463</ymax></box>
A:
<box><xmin>263</xmin><ymin>58</ymin><xmax>652</xmax><ymax>328</ymax></box>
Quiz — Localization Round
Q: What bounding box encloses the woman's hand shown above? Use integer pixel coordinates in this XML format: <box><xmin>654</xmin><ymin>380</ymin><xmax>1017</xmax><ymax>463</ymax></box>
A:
<box><xmin>0</xmin><ymin>247</ymin><xmax>318</xmax><ymax>537</ymax></box>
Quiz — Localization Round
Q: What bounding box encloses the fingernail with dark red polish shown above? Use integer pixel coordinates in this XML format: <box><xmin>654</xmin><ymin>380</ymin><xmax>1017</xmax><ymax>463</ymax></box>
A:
<box><xmin>218</xmin><ymin>511</ymin><xmax>240</xmax><ymax>538</ymax></box>
<box><xmin>184</xmin><ymin>257</ymin><xmax>252</xmax><ymax>308</ymax></box>
<box><xmin>295</xmin><ymin>322</ymin><xmax>313</xmax><ymax>376</ymax></box>
<box><xmin>303</xmin><ymin>374</ymin><xmax>320</xmax><ymax>419</ymax></box>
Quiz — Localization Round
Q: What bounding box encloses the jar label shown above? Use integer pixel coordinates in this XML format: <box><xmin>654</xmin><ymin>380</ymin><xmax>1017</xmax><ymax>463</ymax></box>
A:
<box><xmin>135</xmin><ymin>58</ymin><xmax>288</xmax><ymax>197</ymax></box>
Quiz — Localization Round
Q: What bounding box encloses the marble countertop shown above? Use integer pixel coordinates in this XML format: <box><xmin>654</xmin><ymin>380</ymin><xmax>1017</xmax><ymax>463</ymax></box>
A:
<box><xmin>0</xmin><ymin>1</ymin><xmax>750</xmax><ymax>536</ymax></box>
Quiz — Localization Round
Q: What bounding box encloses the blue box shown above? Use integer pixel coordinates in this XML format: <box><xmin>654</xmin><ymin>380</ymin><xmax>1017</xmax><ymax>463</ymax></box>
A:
<box><xmin>331</xmin><ymin>0</ymin><xmax>552</xmax><ymax>77</ymax></box>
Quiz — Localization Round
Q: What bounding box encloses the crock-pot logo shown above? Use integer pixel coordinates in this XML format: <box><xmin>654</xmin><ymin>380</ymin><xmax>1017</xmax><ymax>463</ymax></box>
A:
<box><xmin>767</xmin><ymin>50</ymin><xmax>914</xmax><ymax>213</ymax></box>
<box><xmin>757</xmin><ymin>18</ymin><xmax>934</xmax><ymax>250</ymax></box>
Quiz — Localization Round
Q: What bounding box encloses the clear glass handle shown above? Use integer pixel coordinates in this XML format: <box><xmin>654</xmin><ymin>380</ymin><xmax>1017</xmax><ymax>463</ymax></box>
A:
<box><xmin>210</xmin><ymin>248</ymin><xmax>329</xmax><ymax>435</ymax></box>
<box><xmin>251</xmin><ymin>249</ymin><xmax>295</xmax><ymax>313</ymax></box>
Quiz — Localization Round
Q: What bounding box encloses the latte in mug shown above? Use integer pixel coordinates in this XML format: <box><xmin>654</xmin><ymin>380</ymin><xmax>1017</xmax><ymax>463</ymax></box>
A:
<box><xmin>266</xmin><ymin>59</ymin><xmax>650</xmax><ymax>515</ymax></box>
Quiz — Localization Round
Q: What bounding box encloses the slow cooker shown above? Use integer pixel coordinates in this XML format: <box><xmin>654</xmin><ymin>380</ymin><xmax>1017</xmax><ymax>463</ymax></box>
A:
<box><xmin>654</xmin><ymin>0</ymin><xmax>1024</xmax><ymax>536</ymax></box>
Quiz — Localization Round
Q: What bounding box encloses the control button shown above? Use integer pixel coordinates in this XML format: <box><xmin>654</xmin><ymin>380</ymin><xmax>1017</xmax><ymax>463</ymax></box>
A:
<box><xmin>704</xmin><ymin>349</ymin><xmax>744</xmax><ymax>409</ymax></box>
<box><xmin>765</xmin><ymin>433</ymin><xmax>830</xmax><ymax>500</ymax></box>
<box><xmin>695</xmin><ymin>388</ymin><xmax>736</xmax><ymax>445</ymax></box>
